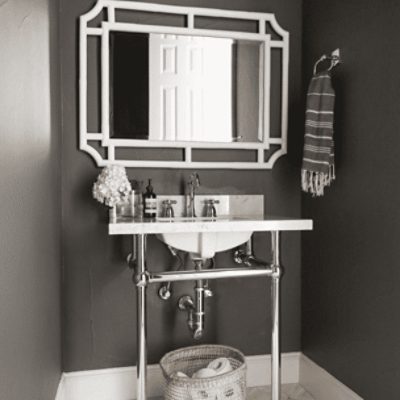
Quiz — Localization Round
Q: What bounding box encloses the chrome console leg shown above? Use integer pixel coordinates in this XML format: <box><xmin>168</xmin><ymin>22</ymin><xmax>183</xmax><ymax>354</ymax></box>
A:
<box><xmin>136</xmin><ymin>234</ymin><xmax>147</xmax><ymax>400</ymax></box>
<box><xmin>271</xmin><ymin>231</ymin><xmax>282</xmax><ymax>400</ymax></box>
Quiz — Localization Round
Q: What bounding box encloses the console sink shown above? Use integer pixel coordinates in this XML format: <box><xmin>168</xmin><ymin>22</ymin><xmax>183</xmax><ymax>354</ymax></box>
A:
<box><xmin>113</xmin><ymin>195</ymin><xmax>267</xmax><ymax>258</ymax></box>
<box><xmin>156</xmin><ymin>225</ymin><xmax>252</xmax><ymax>259</ymax></box>
<box><xmin>109</xmin><ymin>195</ymin><xmax>313</xmax><ymax>257</ymax></box>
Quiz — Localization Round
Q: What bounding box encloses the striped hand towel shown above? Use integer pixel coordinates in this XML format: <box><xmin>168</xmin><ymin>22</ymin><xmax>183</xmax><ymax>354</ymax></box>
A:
<box><xmin>301</xmin><ymin>72</ymin><xmax>336</xmax><ymax>196</ymax></box>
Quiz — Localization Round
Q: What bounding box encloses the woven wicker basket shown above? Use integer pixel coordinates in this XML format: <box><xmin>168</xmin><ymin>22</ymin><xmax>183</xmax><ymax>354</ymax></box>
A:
<box><xmin>160</xmin><ymin>345</ymin><xmax>246</xmax><ymax>400</ymax></box>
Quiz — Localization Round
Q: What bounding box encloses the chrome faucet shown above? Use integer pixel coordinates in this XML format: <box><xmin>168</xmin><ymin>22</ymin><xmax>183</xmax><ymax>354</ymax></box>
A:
<box><xmin>187</xmin><ymin>172</ymin><xmax>200</xmax><ymax>217</ymax></box>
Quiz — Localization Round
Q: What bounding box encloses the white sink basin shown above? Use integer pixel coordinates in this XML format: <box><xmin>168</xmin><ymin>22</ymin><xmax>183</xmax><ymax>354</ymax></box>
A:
<box><xmin>156</xmin><ymin>219</ymin><xmax>252</xmax><ymax>259</ymax></box>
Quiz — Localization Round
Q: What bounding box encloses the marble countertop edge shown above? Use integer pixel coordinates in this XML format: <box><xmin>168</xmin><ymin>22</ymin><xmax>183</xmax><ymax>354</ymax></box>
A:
<box><xmin>108</xmin><ymin>216</ymin><xmax>313</xmax><ymax>235</ymax></box>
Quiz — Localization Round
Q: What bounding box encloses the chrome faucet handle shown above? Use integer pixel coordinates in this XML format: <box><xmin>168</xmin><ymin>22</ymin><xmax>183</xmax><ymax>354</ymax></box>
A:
<box><xmin>202</xmin><ymin>199</ymin><xmax>220</xmax><ymax>204</ymax></box>
<box><xmin>161</xmin><ymin>199</ymin><xmax>177</xmax><ymax>218</ymax></box>
<box><xmin>163</xmin><ymin>199</ymin><xmax>177</xmax><ymax>204</ymax></box>
<box><xmin>204</xmin><ymin>199</ymin><xmax>219</xmax><ymax>218</ymax></box>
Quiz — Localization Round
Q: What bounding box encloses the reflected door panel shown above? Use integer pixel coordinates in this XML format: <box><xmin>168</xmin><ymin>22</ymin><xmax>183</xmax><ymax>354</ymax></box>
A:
<box><xmin>149</xmin><ymin>34</ymin><xmax>233</xmax><ymax>142</ymax></box>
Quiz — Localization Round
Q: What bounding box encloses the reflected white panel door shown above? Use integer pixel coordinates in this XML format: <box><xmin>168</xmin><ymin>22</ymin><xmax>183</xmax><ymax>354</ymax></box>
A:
<box><xmin>149</xmin><ymin>34</ymin><xmax>233</xmax><ymax>142</ymax></box>
<box><xmin>149</xmin><ymin>34</ymin><xmax>180</xmax><ymax>141</ymax></box>
<box><xmin>184</xmin><ymin>37</ymin><xmax>204</xmax><ymax>142</ymax></box>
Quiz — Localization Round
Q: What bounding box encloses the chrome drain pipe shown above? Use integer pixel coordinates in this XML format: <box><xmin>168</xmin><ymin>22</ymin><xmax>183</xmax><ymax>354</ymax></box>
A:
<box><xmin>178</xmin><ymin>295</ymin><xmax>195</xmax><ymax>333</ymax></box>
<box><xmin>177</xmin><ymin>289</ymin><xmax>205</xmax><ymax>340</ymax></box>
<box><xmin>178</xmin><ymin>259</ymin><xmax>207</xmax><ymax>339</ymax></box>
<box><xmin>193</xmin><ymin>260</ymin><xmax>205</xmax><ymax>339</ymax></box>
<box><xmin>193</xmin><ymin>286</ymin><xmax>205</xmax><ymax>339</ymax></box>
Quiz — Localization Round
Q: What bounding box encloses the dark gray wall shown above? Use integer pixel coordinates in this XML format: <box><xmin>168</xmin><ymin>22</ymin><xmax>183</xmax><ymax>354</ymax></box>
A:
<box><xmin>0</xmin><ymin>0</ymin><xmax>62</xmax><ymax>399</ymax></box>
<box><xmin>61</xmin><ymin>0</ymin><xmax>303</xmax><ymax>371</ymax></box>
<box><xmin>302</xmin><ymin>1</ymin><xmax>400</xmax><ymax>398</ymax></box>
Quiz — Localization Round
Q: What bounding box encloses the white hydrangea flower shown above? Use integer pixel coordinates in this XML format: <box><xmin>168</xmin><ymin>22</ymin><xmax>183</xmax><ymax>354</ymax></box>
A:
<box><xmin>92</xmin><ymin>165</ymin><xmax>132</xmax><ymax>207</ymax></box>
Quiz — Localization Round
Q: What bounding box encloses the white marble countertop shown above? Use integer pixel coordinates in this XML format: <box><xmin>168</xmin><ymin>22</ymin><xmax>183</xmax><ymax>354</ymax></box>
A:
<box><xmin>108</xmin><ymin>215</ymin><xmax>313</xmax><ymax>235</ymax></box>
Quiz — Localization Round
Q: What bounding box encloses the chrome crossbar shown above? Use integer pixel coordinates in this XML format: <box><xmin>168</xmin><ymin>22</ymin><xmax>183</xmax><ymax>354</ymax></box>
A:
<box><xmin>147</xmin><ymin>265</ymin><xmax>273</xmax><ymax>284</ymax></box>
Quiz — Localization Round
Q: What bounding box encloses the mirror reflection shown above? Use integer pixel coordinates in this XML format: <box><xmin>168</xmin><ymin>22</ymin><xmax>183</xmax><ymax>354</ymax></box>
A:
<box><xmin>110</xmin><ymin>32</ymin><xmax>263</xmax><ymax>143</ymax></box>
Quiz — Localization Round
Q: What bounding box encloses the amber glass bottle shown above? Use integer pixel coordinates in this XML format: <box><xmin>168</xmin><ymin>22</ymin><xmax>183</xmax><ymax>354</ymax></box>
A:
<box><xmin>143</xmin><ymin>179</ymin><xmax>157</xmax><ymax>219</ymax></box>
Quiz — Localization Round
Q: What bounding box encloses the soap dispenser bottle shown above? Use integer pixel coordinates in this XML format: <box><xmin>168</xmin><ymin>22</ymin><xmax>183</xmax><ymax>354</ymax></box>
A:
<box><xmin>143</xmin><ymin>179</ymin><xmax>157</xmax><ymax>219</ymax></box>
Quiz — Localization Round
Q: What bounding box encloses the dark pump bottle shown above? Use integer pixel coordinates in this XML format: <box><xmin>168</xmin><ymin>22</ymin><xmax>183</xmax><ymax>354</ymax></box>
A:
<box><xmin>143</xmin><ymin>179</ymin><xmax>157</xmax><ymax>219</ymax></box>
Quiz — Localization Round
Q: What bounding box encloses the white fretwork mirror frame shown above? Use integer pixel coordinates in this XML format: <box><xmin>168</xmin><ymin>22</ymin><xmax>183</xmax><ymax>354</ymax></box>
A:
<box><xmin>80</xmin><ymin>0</ymin><xmax>289</xmax><ymax>169</ymax></box>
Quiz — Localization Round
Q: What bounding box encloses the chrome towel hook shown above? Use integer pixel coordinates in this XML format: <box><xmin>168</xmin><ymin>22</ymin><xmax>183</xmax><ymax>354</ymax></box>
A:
<box><xmin>313</xmin><ymin>48</ymin><xmax>341</xmax><ymax>75</ymax></box>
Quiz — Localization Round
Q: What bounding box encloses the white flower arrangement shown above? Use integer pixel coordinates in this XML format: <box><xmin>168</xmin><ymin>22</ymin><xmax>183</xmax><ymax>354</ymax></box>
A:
<box><xmin>92</xmin><ymin>165</ymin><xmax>132</xmax><ymax>207</ymax></box>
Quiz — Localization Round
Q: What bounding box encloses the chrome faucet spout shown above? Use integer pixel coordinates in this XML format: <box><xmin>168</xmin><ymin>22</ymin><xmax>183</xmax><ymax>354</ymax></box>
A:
<box><xmin>187</xmin><ymin>172</ymin><xmax>200</xmax><ymax>218</ymax></box>
<box><xmin>192</xmin><ymin>172</ymin><xmax>201</xmax><ymax>187</ymax></box>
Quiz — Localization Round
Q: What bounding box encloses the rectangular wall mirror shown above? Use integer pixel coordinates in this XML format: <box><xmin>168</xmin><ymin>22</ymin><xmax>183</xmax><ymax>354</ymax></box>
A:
<box><xmin>80</xmin><ymin>1</ymin><xmax>289</xmax><ymax>169</ymax></box>
<box><xmin>111</xmin><ymin>32</ymin><xmax>263</xmax><ymax>144</ymax></box>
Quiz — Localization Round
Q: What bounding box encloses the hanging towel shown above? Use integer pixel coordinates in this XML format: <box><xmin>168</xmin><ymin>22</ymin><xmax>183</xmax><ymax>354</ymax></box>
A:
<box><xmin>301</xmin><ymin>72</ymin><xmax>336</xmax><ymax>196</ymax></box>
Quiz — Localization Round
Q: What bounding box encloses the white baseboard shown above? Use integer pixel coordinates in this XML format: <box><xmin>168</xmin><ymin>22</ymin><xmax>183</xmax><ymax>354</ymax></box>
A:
<box><xmin>57</xmin><ymin>352</ymin><xmax>300</xmax><ymax>400</ymax></box>
<box><xmin>56</xmin><ymin>352</ymin><xmax>363</xmax><ymax>400</ymax></box>
<box><xmin>246</xmin><ymin>352</ymin><xmax>300</xmax><ymax>387</ymax></box>
<box><xmin>55</xmin><ymin>374</ymin><xmax>65</xmax><ymax>400</ymax></box>
<box><xmin>61</xmin><ymin>363</ymin><xmax>162</xmax><ymax>400</ymax></box>
<box><xmin>299</xmin><ymin>354</ymin><xmax>363</xmax><ymax>400</ymax></box>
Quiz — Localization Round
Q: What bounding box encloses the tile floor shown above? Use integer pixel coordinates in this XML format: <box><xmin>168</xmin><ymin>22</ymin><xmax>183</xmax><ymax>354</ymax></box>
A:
<box><xmin>155</xmin><ymin>383</ymin><xmax>315</xmax><ymax>400</ymax></box>
<box><xmin>248</xmin><ymin>384</ymin><xmax>315</xmax><ymax>400</ymax></box>
<box><xmin>151</xmin><ymin>383</ymin><xmax>315</xmax><ymax>400</ymax></box>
